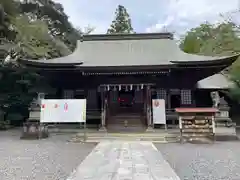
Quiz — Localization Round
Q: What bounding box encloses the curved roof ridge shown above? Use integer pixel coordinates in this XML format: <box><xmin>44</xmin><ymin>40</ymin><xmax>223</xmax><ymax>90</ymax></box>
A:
<box><xmin>81</xmin><ymin>32</ymin><xmax>173</xmax><ymax>41</ymax></box>
<box><xmin>18</xmin><ymin>33</ymin><xmax>240</xmax><ymax>68</ymax></box>
<box><xmin>171</xmin><ymin>49</ymin><xmax>240</xmax><ymax>64</ymax></box>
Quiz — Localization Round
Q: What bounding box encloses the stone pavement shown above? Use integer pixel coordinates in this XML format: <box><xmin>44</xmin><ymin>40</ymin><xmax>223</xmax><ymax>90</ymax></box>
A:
<box><xmin>67</xmin><ymin>141</ymin><xmax>180</xmax><ymax>180</ymax></box>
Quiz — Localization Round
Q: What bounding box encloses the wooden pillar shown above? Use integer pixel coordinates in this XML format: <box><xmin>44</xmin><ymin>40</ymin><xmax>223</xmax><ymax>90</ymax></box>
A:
<box><xmin>146</xmin><ymin>85</ymin><xmax>154</xmax><ymax>132</ymax></box>
<box><xmin>99</xmin><ymin>90</ymin><xmax>107</xmax><ymax>131</ymax></box>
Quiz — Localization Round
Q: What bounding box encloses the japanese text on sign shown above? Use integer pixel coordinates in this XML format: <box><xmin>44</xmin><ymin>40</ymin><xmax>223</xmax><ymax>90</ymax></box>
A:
<box><xmin>40</xmin><ymin>99</ymin><xmax>86</xmax><ymax>123</ymax></box>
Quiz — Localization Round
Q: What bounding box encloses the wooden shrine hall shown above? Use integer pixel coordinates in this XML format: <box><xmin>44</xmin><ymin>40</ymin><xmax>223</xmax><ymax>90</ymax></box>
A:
<box><xmin>19</xmin><ymin>32</ymin><xmax>239</xmax><ymax>132</ymax></box>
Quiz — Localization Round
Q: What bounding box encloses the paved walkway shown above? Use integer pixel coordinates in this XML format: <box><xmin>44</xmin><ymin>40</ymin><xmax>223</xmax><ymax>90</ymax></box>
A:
<box><xmin>67</xmin><ymin>141</ymin><xmax>180</xmax><ymax>180</ymax></box>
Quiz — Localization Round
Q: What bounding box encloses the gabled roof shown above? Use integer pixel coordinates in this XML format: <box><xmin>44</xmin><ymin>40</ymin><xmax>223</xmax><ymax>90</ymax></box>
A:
<box><xmin>18</xmin><ymin>33</ymin><xmax>240</xmax><ymax>68</ymax></box>
<box><xmin>197</xmin><ymin>73</ymin><xmax>234</xmax><ymax>89</ymax></box>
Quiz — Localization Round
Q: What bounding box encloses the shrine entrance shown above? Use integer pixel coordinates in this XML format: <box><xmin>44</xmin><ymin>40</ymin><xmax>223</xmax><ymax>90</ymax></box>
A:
<box><xmin>99</xmin><ymin>84</ymin><xmax>152</xmax><ymax>133</ymax></box>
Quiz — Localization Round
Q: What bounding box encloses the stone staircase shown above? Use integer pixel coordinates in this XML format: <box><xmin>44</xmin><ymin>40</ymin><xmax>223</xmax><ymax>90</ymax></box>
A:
<box><xmin>70</xmin><ymin>132</ymin><xmax>180</xmax><ymax>143</ymax></box>
<box><xmin>107</xmin><ymin>113</ymin><xmax>146</xmax><ymax>133</ymax></box>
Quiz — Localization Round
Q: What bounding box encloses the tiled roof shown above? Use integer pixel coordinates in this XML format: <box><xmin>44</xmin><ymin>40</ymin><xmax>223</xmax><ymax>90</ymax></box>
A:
<box><xmin>197</xmin><ymin>73</ymin><xmax>234</xmax><ymax>89</ymax></box>
<box><xmin>19</xmin><ymin>33</ymin><xmax>240</xmax><ymax>67</ymax></box>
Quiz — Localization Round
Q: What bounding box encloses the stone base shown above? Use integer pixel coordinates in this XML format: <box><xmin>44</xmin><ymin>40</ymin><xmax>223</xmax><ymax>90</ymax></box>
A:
<box><xmin>99</xmin><ymin>126</ymin><xmax>107</xmax><ymax>132</ymax></box>
<box><xmin>21</xmin><ymin>122</ymin><xmax>49</xmax><ymax>140</ymax></box>
<box><xmin>215</xmin><ymin>135</ymin><xmax>239</xmax><ymax>141</ymax></box>
<box><xmin>146</xmin><ymin>126</ymin><xmax>155</xmax><ymax>132</ymax></box>
<box><xmin>181</xmin><ymin>137</ymin><xmax>214</xmax><ymax>144</ymax></box>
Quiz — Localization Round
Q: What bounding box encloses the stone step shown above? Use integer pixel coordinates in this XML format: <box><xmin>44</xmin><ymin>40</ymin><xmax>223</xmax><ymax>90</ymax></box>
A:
<box><xmin>108</xmin><ymin>121</ymin><xmax>144</xmax><ymax>125</ymax></box>
<box><xmin>109</xmin><ymin>116</ymin><xmax>143</xmax><ymax>121</ymax></box>
<box><xmin>107</xmin><ymin>121</ymin><xmax>144</xmax><ymax>125</ymax></box>
<box><xmin>70</xmin><ymin>136</ymin><xmax>180</xmax><ymax>143</ymax></box>
<box><xmin>76</xmin><ymin>132</ymin><xmax>179</xmax><ymax>137</ymax></box>
<box><xmin>107</xmin><ymin>124</ymin><xmax>145</xmax><ymax>127</ymax></box>
<box><xmin>71</xmin><ymin>132</ymin><xmax>180</xmax><ymax>143</ymax></box>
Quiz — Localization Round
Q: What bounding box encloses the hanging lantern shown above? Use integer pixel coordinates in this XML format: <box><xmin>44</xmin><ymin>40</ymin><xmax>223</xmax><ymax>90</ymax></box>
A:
<box><xmin>119</xmin><ymin>85</ymin><xmax>121</xmax><ymax>91</ymax></box>
<box><xmin>107</xmin><ymin>85</ymin><xmax>110</xmax><ymax>91</ymax></box>
<box><xmin>130</xmin><ymin>84</ymin><xmax>133</xmax><ymax>91</ymax></box>
<box><xmin>141</xmin><ymin>84</ymin><xmax>144</xmax><ymax>89</ymax></box>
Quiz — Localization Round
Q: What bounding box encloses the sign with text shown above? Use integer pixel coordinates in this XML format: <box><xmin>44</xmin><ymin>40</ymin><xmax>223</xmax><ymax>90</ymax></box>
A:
<box><xmin>40</xmin><ymin>99</ymin><xmax>86</xmax><ymax>123</ymax></box>
<box><xmin>152</xmin><ymin>99</ymin><xmax>166</xmax><ymax>124</ymax></box>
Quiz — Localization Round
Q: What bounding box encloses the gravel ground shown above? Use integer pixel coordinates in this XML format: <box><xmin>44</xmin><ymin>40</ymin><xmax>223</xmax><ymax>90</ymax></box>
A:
<box><xmin>0</xmin><ymin>130</ymin><xmax>96</xmax><ymax>180</ymax></box>
<box><xmin>155</xmin><ymin>142</ymin><xmax>240</xmax><ymax>180</ymax></box>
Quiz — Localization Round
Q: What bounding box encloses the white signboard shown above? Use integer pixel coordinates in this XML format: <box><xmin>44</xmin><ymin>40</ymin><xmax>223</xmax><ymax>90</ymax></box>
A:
<box><xmin>152</xmin><ymin>99</ymin><xmax>166</xmax><ymax>124</ymax></box>
<box><xmin>40</xmin><ymin>99</ymin><xmax>86</xmax><ymax>123</ymax></box>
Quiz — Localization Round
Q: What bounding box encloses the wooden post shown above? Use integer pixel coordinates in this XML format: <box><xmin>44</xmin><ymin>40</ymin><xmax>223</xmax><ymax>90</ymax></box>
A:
<box><xmin>146</xmin><ymin>86</ymin><xmax>150</xmax><ymax>126</ymax></box>
<box><xmin>148</xmin><ymin>86</ymin><xmax>152</xmax><ymax>127</ymax></box>
<box><xmin>99</xmin><ymin>90</ymin><xmax>106</xmax><ymax>132</ymax></box>
<box><xmin>83</xmin><ymin>119</ymin><xmax>87</xmax><ymax>141</ymax></box>
<box><xmin>179</xmin><ymin>116</ymin><xmax>183</xmax><ymax>143</ymax></box>
<box><xmin>146</xmin><ymin>85</ymin><xmax>154</xmax><ymax>132</ymax></box>
<box><xmin>212</xmin><ymin>115</ymin><xmax>215</xmax><ymax>142</ymax></box>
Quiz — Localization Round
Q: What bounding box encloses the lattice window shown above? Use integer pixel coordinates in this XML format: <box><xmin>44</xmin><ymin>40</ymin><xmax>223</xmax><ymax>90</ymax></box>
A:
<box><xmin>63</xmin><ymin>90</ymin><xmax>74</xmax><ymax>99</ymax></box>
<box><xmin>156</xmin><ymin>89</ymin><xmax>167</xmax><ymax>100</ymax></box>
<box><xmin>181</xmin><ymin>89</ymin><xmax>192</xmax><ymax>105</ymax></box>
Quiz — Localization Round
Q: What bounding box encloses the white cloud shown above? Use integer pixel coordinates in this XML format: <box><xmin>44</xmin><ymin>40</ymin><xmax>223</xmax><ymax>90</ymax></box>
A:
<box><xmin>53</xmin><ymin>0</ymin><xmax>240</xmax><ymax>35</ymax></box>
<box><xmin>53</xmin><ymin>0</ymin><xmax>112</xmax><ymax>34</ymax></box>
<box><xmin>146</xmin><ymin>16</ymin><xmax>175</xmax><ymax>32</ymax></box>
<box><xmin>146</xmin><ymin>0</ymin><xmax>239</xmax><ymax>34</ymax></box>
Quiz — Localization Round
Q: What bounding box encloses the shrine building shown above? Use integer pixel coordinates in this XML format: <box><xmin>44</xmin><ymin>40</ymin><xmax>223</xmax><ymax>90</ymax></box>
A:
<box><xmin>19</xmin><ymin>33</ymin><xmax>239</xmax><ymax>132</ymax></box>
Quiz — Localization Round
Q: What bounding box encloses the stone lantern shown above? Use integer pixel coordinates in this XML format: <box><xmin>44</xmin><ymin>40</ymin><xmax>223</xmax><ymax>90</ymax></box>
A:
<box><xmin>21</xmin><ymin>93</ymin><xmax>49</xmax><ymax>139</ymax></box>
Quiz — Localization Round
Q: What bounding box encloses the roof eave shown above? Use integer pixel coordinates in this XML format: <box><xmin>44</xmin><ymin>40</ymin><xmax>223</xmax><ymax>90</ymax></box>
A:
<box><xmin>18</xmin><ymin>59</ymin><xmax>83</xmax><ymax>67</ymax></box>
<box><xmin>170</xmin><ymin>54</ymin><xmax>240</xmax><ymax>65</ymax></box>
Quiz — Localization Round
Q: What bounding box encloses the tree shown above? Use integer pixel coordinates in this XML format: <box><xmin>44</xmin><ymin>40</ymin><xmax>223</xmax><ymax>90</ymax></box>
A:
<box><xmin>0</xmin><ymin>0</ymin><xmax>19</xmax><ymax>40</ymax></box>
<box><xmin>12</xmin><ymin>15</ymin><xmax>66</xmax><ymax>59</ymax></box>
<box><xmin>0</xmin><ymin>0</ymin><xmax>82</xmax><ymax>128</ymax></box>
<box><xmin>0</xmin><ymin>61</ymin><xmax>41</xmax><ymax>126</ymax></box>
<box><xmin>0</xmin><ymin>0</ymin><xmax>95</xmax><ymax>128</ymax></box>
<box><xmin>180</xmin><ymin>21</ymin><xmax>240</xmax><ymax>101</ymax></box>
<box><xmin>180</xmin><ymin>22</ymin><xmax>240</xmax><ymax>56</ymax></box>
<box><xmin>19</xmin><ymin>0</ymin><xmax>91</xmax><ymax>51</ymax></box>
<box><xmin>107</xmin><ymin>5</ymin><xmax>134</xmax><ymax>34</ymax></box>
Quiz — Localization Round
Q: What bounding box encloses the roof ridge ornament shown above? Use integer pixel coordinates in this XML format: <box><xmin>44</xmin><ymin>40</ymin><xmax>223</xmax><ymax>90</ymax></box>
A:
<box><xmin>81</xmin><ymin>32</ymin><xmax>174</xmax><ymax>41</ymax></box>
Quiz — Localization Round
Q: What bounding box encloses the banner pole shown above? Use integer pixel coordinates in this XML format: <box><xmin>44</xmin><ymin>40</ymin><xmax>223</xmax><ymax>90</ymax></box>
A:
<box><xmin>83</xmin><ymin>121</ymin><xmax>86</xmax><ymax>142</ymax></box>
<box><xmin>83</xmin><ymin>100</ymin><xmax>87</xmax><ymax>142</ymax></box>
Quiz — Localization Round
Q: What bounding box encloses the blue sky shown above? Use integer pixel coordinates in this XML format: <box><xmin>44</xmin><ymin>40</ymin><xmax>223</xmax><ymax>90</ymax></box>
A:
<box><xmin>53</xmin><ymin>0</ymin><xmax>239</xmax><ymax>35</ymax></box>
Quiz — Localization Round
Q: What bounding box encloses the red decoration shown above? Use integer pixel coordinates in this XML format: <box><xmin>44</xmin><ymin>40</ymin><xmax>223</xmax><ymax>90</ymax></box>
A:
<box><xmin>154</xmin><ymin>100</ymin><xmax>159</xmax><ymax>107</ymax></box>
<box><xmin>64</xmin><ymin>103</ymin><xmax>68</xmax><ymax>111</ymax></box>
<box><xmin>41</xmin><ymin>104</ymin><xmax>45</xmax><ymax>109</ymax></box>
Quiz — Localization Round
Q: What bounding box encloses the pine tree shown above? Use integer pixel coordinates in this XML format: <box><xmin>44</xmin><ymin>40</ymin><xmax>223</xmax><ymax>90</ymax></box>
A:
<box><xmin>107</xmin><ymin>5</ymin><xmax>134</xmax><ymax>34</ymax></box>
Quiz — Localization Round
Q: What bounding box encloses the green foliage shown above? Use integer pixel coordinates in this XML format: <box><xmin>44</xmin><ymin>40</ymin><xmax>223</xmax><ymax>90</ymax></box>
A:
<box><xmin>107</xmin><ymin>5</ymin><xmax>134</xmax><ymax>34</ymax></box>
<box><xmin>180</xmin><ymin>22</ymin><xmax>240</xmax><ymax>56</ymax></box>
<box><xmin>0</xmin><ymin>0</ymin><xmax>84</xmax><ymax>126</ymax></box>
<box><xmin>12</xmin><ymin>15</ymin><xmax>64</xmax><ymax>59</ymax></box>
<box><xmin>0</xmin><ymin>0</ymin><xmax>19</xmax><ymax>17</ymax></box>
<box><xmin>180</xmin><ymin>21</ymin><xmax>240</xmax><ymax>101</ymax></box>
<box><xmin>0</xmin><ymin>0</ymin><xmax>19</xmax><ymax>40</ymax></box>
<box><xmin>0</xmin><ymin>62</ymin><xmax>41</xmax><ymax>125</ymax></box>
<box><xmin>19</xmin><ymin>0</ymin><xmax>87</xmax><ymax>51</ymax></box>
<box><xmin>0</xmin><ymin>0</ymin><xmax>95</xmax><ymax>127</ymax></box>
<box><xmin>1</xmin><ymin>0</ymin><xmax>92</xmax><ymax>58</ymax></box>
